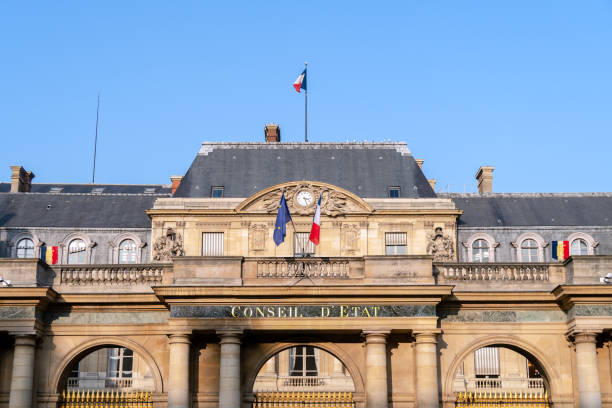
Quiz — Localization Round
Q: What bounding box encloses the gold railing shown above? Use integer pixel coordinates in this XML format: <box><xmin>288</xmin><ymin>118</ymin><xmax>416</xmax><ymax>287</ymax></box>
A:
<box><xmin>253</xmin><ymin>391</ymin><xmax>355</xmax><ymax>407</ymax></box>
<box><xmin>59</xmin><ymin>389</ymin><xmax>152</xmax><ymax>408</ymax></box>
<box><xmin>455</xmin><ymin>391</ymin><xmax>550</xmax><ymax>407</ymax></box>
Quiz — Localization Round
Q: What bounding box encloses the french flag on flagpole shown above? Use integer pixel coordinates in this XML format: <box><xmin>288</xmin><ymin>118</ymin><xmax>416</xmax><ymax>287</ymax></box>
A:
<box><xmin>309</xmin><ymin>194</ymin><xmax>322</xmax><ymax>245</ymax></box>
<box><xmin>293</xmin><ymin>68</ymin><xmax>307</xmax><ymax>93</ymax></box>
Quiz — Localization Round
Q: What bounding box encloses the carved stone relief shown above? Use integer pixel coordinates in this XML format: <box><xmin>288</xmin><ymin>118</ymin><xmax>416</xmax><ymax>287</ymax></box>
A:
<box><xmin>249</xmin><ymin>224</ymin><xmax>267</xmax><ymax>251</ymax></box>
<box><xmin>426</xmin><ymin>227</ymin><xmax>455</xmax><ymax>262</ymax></box>
<box><xmin>152</xmin><ymin>228</ymin><xmax>184</xmax><ymax>262</ymax></box>
<box><xmin>243</xmin><ymin>182</ymin><xmax>370</xmax><ymax>217</ymax></box>
<box><xmin>341</xmin><ymin>224</ymin><xmax>360</xmax><ymax>253</ymax></box>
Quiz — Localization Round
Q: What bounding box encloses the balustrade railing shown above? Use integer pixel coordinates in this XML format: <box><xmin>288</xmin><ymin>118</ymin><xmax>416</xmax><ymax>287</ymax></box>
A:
<box><xmin>60</xmin><ymin>264</ymin><xmax>167</xmax><ymax>286</ymax></box>
<box><xmin>280</xmin><ymin>376</ymin><xmax>328</xmax><ymax>388</ymax></box>
<box><xmin>59</xmin><ymin>389</ymin><xmax>152</xmax><ymax>408</ymax></box>
<box><xmin>462</xmin><ymin>377</ymin><xmax>546</xmax><ymax>390</ymax></box>
<box><xmin>455</xmin><ymin>390</ymin><xmax>550</xmax><ymax>407</ymax></box>
<box><xmin>67</xmin><ymin>376</ymin><xmax>133</xmax><ymax>389</ymax></box>
<box><xmin>437</xmin><ymin>263</ymin><xmax>549</xmax><ymax>282</ymax></box>
<box><xmin>256</xmin><ymin>258</ymin><xmax>351</xmax><ymax>279</ymax></box>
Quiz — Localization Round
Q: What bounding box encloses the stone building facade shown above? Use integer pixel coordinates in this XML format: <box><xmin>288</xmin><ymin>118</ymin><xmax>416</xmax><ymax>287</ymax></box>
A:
<box><xmin>0</xmin><ymin>126</ymin><xmax>611</xmax><ymax>408</ymax></box>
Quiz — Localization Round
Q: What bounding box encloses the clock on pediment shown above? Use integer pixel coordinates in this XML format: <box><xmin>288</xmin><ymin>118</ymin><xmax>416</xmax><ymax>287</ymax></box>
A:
<box><xmin>295</xmin><ymin>190</ymin><xmax>314</xmax><ymax>208</ymax></box>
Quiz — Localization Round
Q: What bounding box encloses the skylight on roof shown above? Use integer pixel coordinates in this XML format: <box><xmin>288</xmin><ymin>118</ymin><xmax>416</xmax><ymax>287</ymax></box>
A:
<box><xmin>91</xmin><ymin>187</ymin><xmax>105</xmax><ymax>194</ymax></box>
<box><xmin>144</xmin><ymin>187</ymin><xmax>156</xmax><ymax>194</ymax></box>
<box><xmin>49</xmin><ymin>187</ymin><xmax>64</xmax><ymax>193</ymax></box>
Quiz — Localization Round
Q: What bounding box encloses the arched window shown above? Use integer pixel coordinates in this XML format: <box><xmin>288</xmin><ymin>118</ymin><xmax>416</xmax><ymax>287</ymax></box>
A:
<box><xmin>68</xmin><ymin>239</ymin><xmax>87</xmax><ymax>264</ymax></box>
<box><xmin>16</xmin><ymin>238</ymin><xmax>35</xmax><ymax>258</ymax></box>
<box><xmin>520</xmin><ymin>239</ymin><xmax>539</xmax><ymax>262</ymax></box>
<box><xmin>119</xmin><ymin>239</ymin><xmax>137</xmax><ymax>264</ymax></box>
<box><xmin>570</xmin><ymin>239</ymin><xmax>588</xmax><ymax>256</ymax></box>
<box><xmin>472</xmin><ymin>239</ymin><xmax>490</xmax><ymax>263</ymax></box>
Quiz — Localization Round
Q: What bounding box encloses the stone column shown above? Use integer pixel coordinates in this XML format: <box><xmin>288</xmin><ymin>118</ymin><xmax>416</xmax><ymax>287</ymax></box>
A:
<box><xmin>415</xmin><ymin>331</ymin><xmax>439</xmax><ymax>408</ymax></box>
<box><xmin>363</xmin><ymin>330</ymin><xmax>389</xmax><ymax>408</ymax></box>
<box><xmin>8</xmin><ymin>334</ymin><xmax>37</xmax><ymax>408</ymax></box>
<box><xmin>574</xmin><ymin>332</ymin><xmax>602</xmax><ymax>408</ymax></box>
<box><xmin>218</xmin><ymin>330</ymin><xmax>242</xmax><ymax>408</ymax></box>
<box><xmin>167</xmin><ymin>334</ymin><xmax>191</xmax><ymax>408</ymax></box>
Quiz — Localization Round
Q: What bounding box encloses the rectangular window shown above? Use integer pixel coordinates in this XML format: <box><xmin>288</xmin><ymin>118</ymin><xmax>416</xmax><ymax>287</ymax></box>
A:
<box><xmin>388</xmin><ymin>186</ymin><xmax>400</xmax><ymax>198</ymax></box>
<box><xmin>294</xmin><ymin>232</ymin><xmax>315</xmax><ymax>256</ymax></box>
<box><xmin>202</xmin><ymin>232</ymin><xmax>224</xmax><ymax>256</ymax></box>
<box><xmin>385</xmin><ymin>232</ymin><xmax>407</xmax><ymax>255</ymax></box>
<box><xmin>211</xmin><ymin>186</ymin><xmax>224</xmax><ymax>197</ymax></box>
<box><xmin>474</xmin><ymin>347</ymin><xmax>500</xmax><ymax>377</ymax></box>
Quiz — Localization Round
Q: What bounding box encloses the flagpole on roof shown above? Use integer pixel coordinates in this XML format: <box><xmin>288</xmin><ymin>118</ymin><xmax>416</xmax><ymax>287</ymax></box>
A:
<box><xmin>304</xmin><ymin>61</ymin><xmax>308</xmax><ymax>143</ymax></box>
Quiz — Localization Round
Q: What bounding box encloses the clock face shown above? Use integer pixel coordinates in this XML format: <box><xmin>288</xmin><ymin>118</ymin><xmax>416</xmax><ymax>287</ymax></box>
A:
<box><xmin>296</xmin><ymin>190</ymin><xmax>314</xmax><ymax>207</ymax></box>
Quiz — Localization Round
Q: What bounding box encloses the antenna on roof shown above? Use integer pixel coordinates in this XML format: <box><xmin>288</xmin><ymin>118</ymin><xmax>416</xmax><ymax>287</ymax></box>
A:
<box><xmin>91</xmin><ymin>92</ymin><xmax>100</xmax><ymax>184</ymax></box>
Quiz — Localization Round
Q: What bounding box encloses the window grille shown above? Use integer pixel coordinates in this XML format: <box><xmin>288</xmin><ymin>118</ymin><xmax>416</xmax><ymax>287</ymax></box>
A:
<box><xmin>474</xmin><ymin>347</ymin><xmax>500</xmax><ymax>376</ymax></box>
<box><xmin>16</xmin><ymin>238</ymin><xmax>35</xmax><ymax>258</ymax></box>
<box><xmin>385</xmin><ymin>232</ymin><xmax>407</xmax><ymax>255</ymax></box>
<box><xmin>202</xmin><ymin>232</ymin><xmax>224</xmax><ymax>256</ymax></box>
<box><xmin>294</xmin><ymin>232</ymin><xmax>315</xmax><ymax>256</ymax></box>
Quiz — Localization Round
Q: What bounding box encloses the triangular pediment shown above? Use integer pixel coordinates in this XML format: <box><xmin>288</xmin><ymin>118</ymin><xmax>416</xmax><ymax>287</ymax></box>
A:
<box><xmin>236</xmin><ymin>181</ymin><xmax>373</xmax><ymax>217</ymax></box>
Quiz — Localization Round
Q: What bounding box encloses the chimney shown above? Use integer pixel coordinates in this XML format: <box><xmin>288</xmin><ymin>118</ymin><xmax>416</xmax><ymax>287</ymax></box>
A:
<box><xmin>428</xmin><ymin>179</ymin><xmax>437</xmax><ymax>192</ymax></box>
<box><xmin>10</xmin><ymin>166</ymin><xmax>35</xmax><ymax>193</ymax></box>
<box><xmin>170</xmin><ymin>175</ymin><xmax>183</xmax><ymax>195</ymax></box>
<box><xmin>415</xmin><ymin>159</ymin><xmax>424</xmax><ymax>169</ymax></box>
<box><xmin>264</xmin><ymin>124</ymin><xmax>280</xmax><ymax>142</ymax></box>
<box><xmin>475</xmin><ymin>166</ymin><xmax>494</xmax><ymax>194</ymax></box>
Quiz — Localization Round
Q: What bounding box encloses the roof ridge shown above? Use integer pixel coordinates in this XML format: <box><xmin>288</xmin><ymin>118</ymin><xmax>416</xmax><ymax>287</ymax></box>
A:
<box><xmin>198</xmin><ymin>142</ymin><xmax>412</xmax><ymax>156</ymax></box>
<box><xmin>440</xmin><ymin>192</ymin><xmax>612</xmax><ymax>198</ymax></box>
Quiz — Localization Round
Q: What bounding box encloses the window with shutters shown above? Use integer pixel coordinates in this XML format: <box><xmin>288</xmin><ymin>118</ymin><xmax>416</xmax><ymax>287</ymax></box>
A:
<box><xmin>289</xmin><ymin>346</ymin><xmax>318</xmax><ymax>377</ymax></box>
<box><xmin>474</xmin><ymin>347</ymin><xmax>500</xmax><ymax>377</ymax></box>
<box><xmin>202</xmin><ymin>232</ymin><xmax>224</xmax><ymax>256</ymax></box>
<box><xmin>294</xmin><ymin>232</ymin><xmax>315</xmax><ymax>256</ymax></box>
<box><xmin>385</xmin><ymin>232</ymin><xmax>407</xmax><ymax>255</ymax></box>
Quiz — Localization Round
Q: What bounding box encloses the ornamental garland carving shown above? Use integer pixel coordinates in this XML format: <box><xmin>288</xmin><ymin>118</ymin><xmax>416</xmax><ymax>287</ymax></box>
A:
<box><xmin>426</xmin><ymin>227</ymin><xmax>455</xmax><ymax>262</ymax></box>
<box><xmin>341</xmin><ymin>223</ymin><xmax>360</xmax><ymax>253</ymax></box>
<box><xmin>152</xmin><ymin>228</ymin><xmax>184</xmax><ymax>262</ymax></box>
<box><xmin>243</xmin><ymin>182</ymin><xmax>370</xmax><ymax>217</ymax></box>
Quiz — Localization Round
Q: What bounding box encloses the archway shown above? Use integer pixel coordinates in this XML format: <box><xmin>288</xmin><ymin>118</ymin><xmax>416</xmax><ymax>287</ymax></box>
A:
<box><xmin>53</xmin><ymin>338</ymin><xmax>164</xmax><ymax>394</ymax></box>
<box><xmin>445</xmin><ymin>338</ymin><xmax>556</xmax><ymax>407</ymax></box>
<box><xmin>251</xmin><ymin>344</ymin><xmax>357</xmax><ymax>407</ymax></box>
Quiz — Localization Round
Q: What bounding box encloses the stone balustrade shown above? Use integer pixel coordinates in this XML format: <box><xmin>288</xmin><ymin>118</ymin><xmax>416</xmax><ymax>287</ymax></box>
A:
<box><xmin>60</xmin><ymin>264</ymin><xmax>167</xmax><ymax>286</ymax></box>
<box><xmin>255</xmin><ymin>258</ymin><xmax>352</xmax><ymax>279</ymax></box>
<box><xmin>436</xmin><ymin>263</ymin><xmax>550</xmax><ymax>282</ymax></box>
<box><xmin>461</xmin><ymin>376</ymin><xmax>545</xmax><ymax>391</ymax></box>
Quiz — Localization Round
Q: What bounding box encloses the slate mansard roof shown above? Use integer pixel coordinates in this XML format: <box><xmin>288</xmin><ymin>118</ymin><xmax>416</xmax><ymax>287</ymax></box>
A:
<box><xmin>0</xmin><ymin>183</ymin><xmax>171</xmax><ymax>195</ymax></box>
<box><xmin>0</xmin><ymin>190</ymin><xmax>170</xmax><ymax>229</ymax></box>
<box><xmin>443</xmin><ymin>193</ymin><xmax>612</xmax><ymax>227</ymax></box>
<box><xmin>173</xmin><ymin>142</ymin><xmax>437</xmax><ymax>199</ymax></box>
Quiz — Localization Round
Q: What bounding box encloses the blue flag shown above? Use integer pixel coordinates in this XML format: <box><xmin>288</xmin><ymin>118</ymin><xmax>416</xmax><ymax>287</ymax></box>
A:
<box><xmin>273</xmin><ymin>193</ymin><xmax>292</xmax><ymax>246</ymax></box>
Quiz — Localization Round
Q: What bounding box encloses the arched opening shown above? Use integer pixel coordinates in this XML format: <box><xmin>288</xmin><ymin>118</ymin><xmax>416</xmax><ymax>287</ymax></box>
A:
<box><xmin>252</xmin><ymin>345</ymin><xmax>356</xmax><ymax>406</ymax></box>
<box><xmin>452</xmin><ymin>345</ymin><xmax>550</xmax><ymax>406</ymax></box>
<box><xmin>56</xmin><ymin>344</ymin><xmax>157</xmax><ymax>408</ymax></box>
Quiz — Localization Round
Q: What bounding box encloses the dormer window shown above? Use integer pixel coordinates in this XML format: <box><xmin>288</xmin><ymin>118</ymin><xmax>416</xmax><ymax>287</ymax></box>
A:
<box><xmin>211</xmin><ymin>186</ymin><xmax>224</xmax><ymax>198</ymax></box>
<box><xmin>388</xmin><ymin>187</ymin><xmax>400</xmax><ymax>198</ymax></box>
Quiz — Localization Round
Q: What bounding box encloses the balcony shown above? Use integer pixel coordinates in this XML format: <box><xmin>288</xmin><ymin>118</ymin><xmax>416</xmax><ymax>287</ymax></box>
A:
<box><xmin>1</xmin><ymin>255</ymin><xmax>610</xmax><ymax>290</ymax></box>
<box><xmin>458</xmin><ymin>377</ymin><xmax>545</xmax><ymax>391</ymax></box>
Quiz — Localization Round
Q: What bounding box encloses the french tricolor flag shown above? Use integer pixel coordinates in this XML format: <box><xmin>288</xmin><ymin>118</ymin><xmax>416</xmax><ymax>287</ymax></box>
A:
<box><xmin>293</xmin><ymin>68</ymin><xmax>307</xmax><ymax>93</ymax></box>
<box><xmin>309</xmin><ymin>194</ymin><xmax>322</xmax><ymax>245</ymax></box>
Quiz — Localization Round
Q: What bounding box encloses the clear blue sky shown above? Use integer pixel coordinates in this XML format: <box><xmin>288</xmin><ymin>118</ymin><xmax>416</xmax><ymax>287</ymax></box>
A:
<box><xmin>1</xmin><ymin>1</ymin><xmax>611</xmax><ymax>192</ymax></box>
